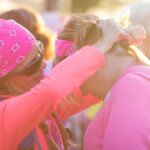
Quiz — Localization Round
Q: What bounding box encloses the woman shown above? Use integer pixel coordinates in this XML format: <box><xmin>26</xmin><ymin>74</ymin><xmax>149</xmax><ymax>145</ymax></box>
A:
<box><xmin>54</xmin><ymin>14</ymin><xmax>149</xmax><ymax>150</ymax></box>
<box><xmin>0</xmin><ymin>18</ymin><xmax>128</xmax><ymax>150</ymax></box>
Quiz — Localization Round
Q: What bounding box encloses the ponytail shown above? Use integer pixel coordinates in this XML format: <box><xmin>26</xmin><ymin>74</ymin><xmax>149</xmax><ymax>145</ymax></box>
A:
<box><xmin>119</xmin><ymin>40</ymin><xmax>150</xmax><ymax>66</ymax></box>
<box><xmin>75</xmin><ymin>17</ymin><xmax>102</xmax><ymax>50</ymax></box>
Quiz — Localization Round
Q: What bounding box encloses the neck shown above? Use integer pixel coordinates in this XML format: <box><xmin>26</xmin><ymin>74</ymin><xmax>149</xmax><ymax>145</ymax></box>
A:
<box><xmin>116</xmin><ymin>56</ymin><xmax>136</xmax><ymax>76</ymax></box>
<box><xmin>111</xmin><ymin>53</ymin><xmax>135</xmax><ymax>81</ymax></box>
<box><xmin>99</xmin><ymin>52</ymin><xmax>135</xmax><ymax>100</ymax></box>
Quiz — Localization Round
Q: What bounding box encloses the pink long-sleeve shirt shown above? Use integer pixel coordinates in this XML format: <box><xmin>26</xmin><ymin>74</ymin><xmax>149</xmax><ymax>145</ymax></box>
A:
<box><xmin>0</xmin><ymin>46</ymin><xmax>105</xmax><ymax>150</ymax></box>
<box><xmin>56</xmin><ymin>88</ymin><xmax>100</xmax><ymax>121</ymax></box>
<box><xmin>84</xmin><ymin>65</ymin><xmax>150</xmax><ymax>150</ymax></box>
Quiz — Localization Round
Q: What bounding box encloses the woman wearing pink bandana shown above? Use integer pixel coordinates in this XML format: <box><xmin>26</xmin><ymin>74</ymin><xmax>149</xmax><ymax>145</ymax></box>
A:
<box><xmin>0</xmin><ymin>18</ymin><xmax>129</xmax><ymax>150</ymax></box>
<box><xmin>53</xmin><ymin>14</ymin><xmax>150</xmax><ymax>150</ymax></box>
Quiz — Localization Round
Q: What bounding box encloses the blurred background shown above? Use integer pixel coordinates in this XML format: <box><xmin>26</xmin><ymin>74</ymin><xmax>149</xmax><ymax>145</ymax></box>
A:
<box><xmin>1</xmin><ymin>0</ymin><xmax>148</xmax><ymax>32</ymax></box>
<box><xmin>5</xmin><ymin>0</ymin><xmax>146</xmax><ymax>13</ymax></box>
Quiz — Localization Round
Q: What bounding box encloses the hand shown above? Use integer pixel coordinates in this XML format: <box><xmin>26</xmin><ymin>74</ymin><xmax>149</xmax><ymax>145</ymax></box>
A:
<box><xmin>123</xmin><ymin>25</ymin><xmax>146</xmax><ymax>46</ymax></box>
<box><xmin>92</xmin><ymin>19</ymin><xmax>125</xmax><ymax>54</ymax></box>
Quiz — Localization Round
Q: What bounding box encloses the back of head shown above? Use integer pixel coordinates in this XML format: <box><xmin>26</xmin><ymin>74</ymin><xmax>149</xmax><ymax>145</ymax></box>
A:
<box><xmin>54</xmin><ymin>13</ymin><xmax>150</xmax><ymax>67</ymax></box>
<box><xmin>58</xmin><ymin>14</ymin><xmax>102</xmax><ymax>50</ymax></box>
<box><xmin>0</xmin><ymin>6</ymin><xmax>55</xmax><ymax>60</ymax></box>
<box><xmin>53</xmin><ymin>14</ymin><xmax>103</xmax><ymax>65</ymax></box>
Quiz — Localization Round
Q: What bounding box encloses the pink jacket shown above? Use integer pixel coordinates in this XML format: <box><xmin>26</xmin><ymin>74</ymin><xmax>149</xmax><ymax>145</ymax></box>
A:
<box><xmin>0</xmin><ymin>46</ymin><xmax>104</xmax><ymax>150</ymax></box>
<box><xmin>84</xmin><ymin>65</ymin><xmax>150</xmax><ymax>150</ymax></box>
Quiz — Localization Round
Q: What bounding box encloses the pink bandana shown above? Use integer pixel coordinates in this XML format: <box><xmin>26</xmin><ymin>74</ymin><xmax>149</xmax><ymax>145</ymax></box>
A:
<box><xmin>0</xmin><ymin>19</ymin><xmax>36</xmax><ymax>77</ymax></box>
<box><xmin>55</xmin><ymin>39</ymin><xmax>76</xmax><ymax>57</ymax></box>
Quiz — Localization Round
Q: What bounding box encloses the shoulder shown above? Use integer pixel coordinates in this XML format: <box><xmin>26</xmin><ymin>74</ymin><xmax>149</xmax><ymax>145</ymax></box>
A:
<box><xmin>113</xmin><ymin>65</ymin><xmax>150</xmax><ymax>93</ymax></box>
<box><xmin>103</xmin><ymin>66</ymin><xmax>150</xmax><ymax>138</ymax></box>
<box><xmin>106</xmin><ymin>66</ymin><xmax>150</xmax><ymax>110</ymax></box>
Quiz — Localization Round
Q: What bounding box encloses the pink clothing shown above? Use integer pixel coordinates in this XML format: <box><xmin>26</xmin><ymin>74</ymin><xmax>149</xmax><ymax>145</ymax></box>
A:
<box><xmin>84</xmin><ymin>65</ymin><xmax>150</xmax><ymax>150</ymax></box>
<box><xmin>55</xmin><ymin>39</ymin><xmax>75</xmax><ymax>57</ymax></box>
<box><xmin>56</xmin><ymin>88</ymin><xmax>100</xmax><ymax>121</ymax></box>
<box><xmin>0</xmin><ymin>19</ymin><xmax>35</xmax><ymax>77</ymax></box>
<box><xmin>0</xmin><ymin>46</ymin><xmax>104</xmax><ymax>150</ymax></box>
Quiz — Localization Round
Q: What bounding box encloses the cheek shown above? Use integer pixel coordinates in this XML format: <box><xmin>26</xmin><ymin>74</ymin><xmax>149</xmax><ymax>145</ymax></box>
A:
<box><xmin>15</xmin><ymin>75</ymin><xmax>40</xmax><ymax>90</ymax></box>
<box><xmin>17</xmin><ymin>76</ymin><xmax>35</xmax><ymax>88</ymax></box>
<box><xmin>26</xmin><ymin>74</ymin><xmax>43</xmax><ymax>87</ymax></box>
<box><xmin>6</xmin><ymin>76</ymin><xmax>34</xmax><ymax>94</ymax></box>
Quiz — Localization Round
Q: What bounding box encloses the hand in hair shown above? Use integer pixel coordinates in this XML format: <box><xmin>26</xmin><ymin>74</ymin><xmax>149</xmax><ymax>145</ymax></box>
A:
<box><xmin>124</xmin><ymin>25</ymin><xmax>146</xmax><ymax>46</ymax></box>
<box><xmin>92</xmin><ymin>19</ymin><xmax>125</xmax><ymax>54</ymax></box>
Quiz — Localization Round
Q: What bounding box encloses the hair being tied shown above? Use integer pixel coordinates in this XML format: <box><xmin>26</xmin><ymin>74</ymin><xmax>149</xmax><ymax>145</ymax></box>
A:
<box><xmin>74</xmin><ymin>15</ymin><xmax>103</xmax><ymax>50</ymax></box>
<box><xmin>57</xmin><ymin>13</ymin><xmax>150</xmax><ymax>67</ymax></box>
<box><xmin>118</xmin><ymin>39</ymin><xmax>150</xmax><ymax>66</ymax></box>
<box><xmin>58</xmin><ymin>14</ymin><xmax>103</xmax><ymax>50</ymax></box>
<box><xmin>117</xmin><ymin>13</ymin><xmax>150</xmax><ymax>66</ymax></box>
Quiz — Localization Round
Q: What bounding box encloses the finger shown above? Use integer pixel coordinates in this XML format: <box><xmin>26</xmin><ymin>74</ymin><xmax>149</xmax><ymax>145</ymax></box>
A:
<box><xmin>137</xmin><ymin>39</ymin><xmax>143</xmax><ymax>46</ymax></box>
<box><xmin>130</xmin><ymin>29</ymin><xmax>145</xmax><ymax>46</ymax></box>
<box><xmin>131</xmin><ymin>30</ymin><xmax>141</xmax><ymax>41</ymax></box>
<box><xmin>137</xmin><ymin>25</ymin><xmax>146</xmax><ymax>39</ymax></box>
<box><xmin>126</xmin><ymin>25</ymin><xmax>146</xmax><ymax>39</ymax></box>
<box><xmin>124</xmin><ymin>29</ymin><xmax>141</xmax><ymax>45</ymax></box>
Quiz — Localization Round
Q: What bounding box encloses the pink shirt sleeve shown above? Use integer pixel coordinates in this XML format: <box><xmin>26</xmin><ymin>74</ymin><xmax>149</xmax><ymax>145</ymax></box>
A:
<box><xmin>0</xmin><ymin>46</ymin><xmax>105</xmax><ymax>150</ymax></box>
<box><xmin>56</xmin><ymin>88</ymin><xmax>100</xmax><ymax>121</ymax></box>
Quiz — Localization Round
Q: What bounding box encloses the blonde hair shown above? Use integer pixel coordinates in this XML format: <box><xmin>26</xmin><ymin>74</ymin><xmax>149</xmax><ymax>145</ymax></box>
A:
<box><xmin>56</xmin><ymin>13</ymin><xmax>150</xmax><ymax>66</ymax></box>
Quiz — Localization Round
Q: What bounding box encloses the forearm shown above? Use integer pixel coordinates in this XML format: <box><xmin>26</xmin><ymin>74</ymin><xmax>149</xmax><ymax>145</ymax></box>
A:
<box><xmin>0</xmin><ymin>46</ymin><xmax>104</xmax><ymax>148</ymax></box>
<box><xmin>56</xmin><ymin>89</ymin><xmax>100</xmax><ymax>120</ymax></box>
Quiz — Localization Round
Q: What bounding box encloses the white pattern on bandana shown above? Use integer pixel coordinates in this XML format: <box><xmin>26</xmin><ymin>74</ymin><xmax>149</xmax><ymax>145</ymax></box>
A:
<box><xmin>0</xmin><ymin>40</ymin><xmax>4</xmax><ymax>49</ymax></box>
<box><xmin>12</xmin><ymin>43</ymin><xmax>20</xmax><ymax>53</ymax></box>
<box><xmin>0</xmin><ymin>69</ymin><xmax>8</xmax><ymax>76</ymax></box>
<box><xmin>2</xmin><ymin>61</ymin><xmax>8</xmax><ymax>68</ymax></box>
<box><xmin>16</xmin><ymin>56</ymin><xmax>25</xmax><ymax>63</ymax></box>
<box><xmin>9</xmin><ymin>30</ymin><xmax>17</xmax><ymax>36</ymax></box>
<box><xmin>8</xmin><ymin>20</ymin><xmax>16</xmax><ymax>25</ymax></box>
